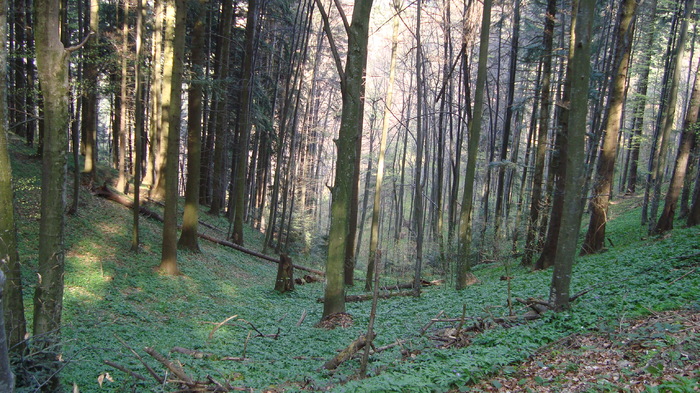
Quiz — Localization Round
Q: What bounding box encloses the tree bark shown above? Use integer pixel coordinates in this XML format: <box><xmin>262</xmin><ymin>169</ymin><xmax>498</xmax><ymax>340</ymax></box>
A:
<box><xmin>457</xmin><ymin>0</ymin><xmax>491</xmax><ymax>290</ymax></box>
<box><xmin>178</xmin><ymin>0</ymin><xmax>205</xmax><ymax>252</ymax></box>
<box><xmin>549</xmin><ymin>0</ymin><xmax>595</xmax><ymax>311</ymax></box>
<box><xmin>366</xmin><ymin>3</ymin><xmax>399</xmax><ymax>291</ymax></box>
<box><xmin>81</xmin><ymin>0</ymin><xmax>99</xmax><ymax>183</ymax></box>
<box><xmin>646</xmin><ymin>0</ymin><xmax>692</xmax><ymax>230</ymax></box>
<box><xmin>522</xmin><ymin>0</ymin><xmax>556</xmax><ymax>267</ymax></box>
<box><xmin>0</xmin><ymin>2</ymin><xmax>27</xmax><ymax>353</ymax></box>
<box><xmin>158</xmin><ymin>0</ymin><xmax>186</xmax><ymax>275</ymax></box>
<box><xmin>321</xmin><ymin>0</ymin><xmax>374</xmax><ymax>318</ymax></box>
<box><xmin>231</xmin><ymin>0</ymin><xmax>258</xmax><ymax>245</ymax></box>
<box><xmin>580</xmin><ymin>0</ymin><xmax>638</xmax><ymax>255</ymax></box>
<box><xmin>132</xmin><ymin>0</ymin><xmax>145</xmax><ymax>252</ymax></box>
<box><xmin>412</xmin><ymin>0</ymin><xmax>425</xmax><ymax>296</ymax></box>
<box><xmin>655</xmin><ymin>56</ymin><xmax>700</xmax><ymax>232</ymax></box>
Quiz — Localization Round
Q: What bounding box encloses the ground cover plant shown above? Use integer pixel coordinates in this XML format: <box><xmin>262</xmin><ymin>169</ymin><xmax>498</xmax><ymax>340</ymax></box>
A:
<box><xmin>8</xmin><ymin>140</ymin><xmax>700</xmax><ymax>392</ymax></box>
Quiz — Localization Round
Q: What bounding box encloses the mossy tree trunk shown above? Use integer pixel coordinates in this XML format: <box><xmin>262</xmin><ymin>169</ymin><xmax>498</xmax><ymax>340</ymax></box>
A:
<box><xmin>549</xmin><ymin>0</ymin><xmax>595</xmax><ymax>311</ymax></box>
<box><xmin>457</xmin><ymin>0</ymin><xmax>491</xmax><ymax>290</ymax></box>
<box><xmin>320</xmin><ymin>0</ymin><xmax>374</xmax><ymax>318</ymax></box>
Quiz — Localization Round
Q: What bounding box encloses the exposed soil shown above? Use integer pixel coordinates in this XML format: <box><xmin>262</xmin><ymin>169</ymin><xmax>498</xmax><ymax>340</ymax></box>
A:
<box><xmin>466</xmin><ymin>309</ymin><xmax>700</xmax><ymax>392</ymax></box>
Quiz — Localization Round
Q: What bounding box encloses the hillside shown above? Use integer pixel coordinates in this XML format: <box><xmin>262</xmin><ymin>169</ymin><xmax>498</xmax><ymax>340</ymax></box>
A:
<box><xmin>8</xmin><ymin>139</ymin><xmax>700</xmax><ymax>392</ymax></box>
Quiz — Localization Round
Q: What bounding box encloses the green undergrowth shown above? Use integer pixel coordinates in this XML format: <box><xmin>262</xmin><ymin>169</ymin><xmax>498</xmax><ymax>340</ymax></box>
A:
<box><xmin>9</xmin><ymin>138</ymin><xmax>700</xmax><ymax>392</ymax></box>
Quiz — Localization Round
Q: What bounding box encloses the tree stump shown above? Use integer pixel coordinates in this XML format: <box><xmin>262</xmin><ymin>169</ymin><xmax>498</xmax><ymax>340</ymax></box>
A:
<box><xmin>274</xmin><ymin>254</ymin><xmax>294</xmax><ymax>293</ymax></box>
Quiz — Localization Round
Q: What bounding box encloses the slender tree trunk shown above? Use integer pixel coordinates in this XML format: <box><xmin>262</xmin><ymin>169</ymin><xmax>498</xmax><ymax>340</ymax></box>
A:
<box><xmin>33</xmin><ymin>0</ymin><xmax>73</xmax><ymax>388</ymax></box>
<box><xmin>366</xmin><ymin>3</ymin><xmax>399</xmax><ymax>290</ymax></box>
<box><xmin>494</xmin><ymin>0</ymin><xmax>520</xmax><ymax>245</ymax></box>
<box><xmin>158</xmin><ymin>0</ymin><xmax>186</xmax><ymax>275</ymax></box>
<box><xmin>81</xmin><ymin>0</ymin><xmax>99</xmax><ymax>182</ymax></box>
<box><xmin>0</xmin><ymin>0</ymin><xmax>27</xmax><ymax>352</ymax></box>
<box><xmin>648</xmin><ymin>0</ymin><xmax>694</xmax><ymax>233</ymax></box>
<box><xmin>178</xmin><ymin>0</ymin><xmax>205</xmax><ymax>251</ymax></box>
<box><xmin>116</xmin><ymin>0</ymin><xmax>130</xmax><ymax>193</ymax></box>
<box><xmin>549</xmin><ymin>0</ymin><xmax>595</xmax><ymax>311</ymax></box>
<box><xmin>655</xmin><ymin>56</ymin><xmax>700</xmax><ymax>232</ymax></box>
<box><xmin>581</xmin><ymin>0</ymin><xmax>638</xmax><ymax>255</ymax></box>
<box><xmin>231</xmin><ymin>0</ymin><xmax>258</xmax><ymax>244</ymax></box>
<box><xmin>522</xmin><ymin>0</ymin><xmax>556</xmax><ymax>267</ymax></box>
<box><xmin>412</xmin><ymin>0</ymin><xmax>425</xmax><ymax>296</ymax></box>
<box><xmin>457</xmin><ymin>0</ymin><xmax>491</xmax><ymax>290</ymax></box>
<box><xmin>147</xmin><ymin>0</ymin><xmax>164</xmax><ymax>191</ymax></box>
<box><xmin>625</xmin><ymin>0</ymin><xmax>657</xmax><ymax>195</ymax></box>
<box><xmin>321</xmin><ymin>0</ymin><xmax>374</xmax><ymax>318</ymax></box>
<box><xmin>208</xmin><ymin>0</ymin><xmax>235</xmax><ymax>215</ymax></box>
<box><xmin>132</xmin><ymin>0</ymin><xmax>145</xmax><ymax>252</ymax></box>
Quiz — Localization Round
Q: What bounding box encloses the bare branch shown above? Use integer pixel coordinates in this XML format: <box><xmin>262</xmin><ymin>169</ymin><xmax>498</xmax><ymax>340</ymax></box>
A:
<box><xmin>314</xmin><ymin>0</ymin><xmax>346</xmax><ymax>92</ymax></box>
<box><xmin>66</xmin><ymin>31</ymin><xmax>96</xmax><ymax>53</ymax></box>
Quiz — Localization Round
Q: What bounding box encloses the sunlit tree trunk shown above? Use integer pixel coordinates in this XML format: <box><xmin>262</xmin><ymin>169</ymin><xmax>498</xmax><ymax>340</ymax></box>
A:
<box><xmin>158</xmin><ymin>0</ymin><xmax>186</xmax><ymax>275</ymax></box>
<box><xmin>178</xmin><ymin>0</ymin><xmax>205</xmax><ymax>252</ymax></box>
<box><xmin>580</xmin><ymin>0</ymin><xmax>638</xmax><ymax>255</ymax></box>
<box><xmin>625</xmin><ymin>0</ymin><xmax>658</xmax><ymax>195</ymax></box>
<box><xmin>648</xmin><ymin>0</ymin><xmax>694</xmax><ymax>233</ymax></box>
<box><xmin>457</xmin><ymin>0</ymin><xmax>491</xmax><ymax>290</ymax></box>
<box><xmin>494</xmin><ymin>0</ymin><xmax>520</xmax><ymax>246</ymax></box>
<box><xmin>549</xmin><ymin>0</ymin><xmax>594</xmax><ymax>311</ymax></box>
<box><xmin>116</xmin><ymin>0</ymin><xmax>130</xmax><ymax>193</ymax></box>
<box><xmin>522</xmin><ymin>0</ymin><xmax>555</xmax><ymax>267</ymax></box>
<box><xmin>655</xmin><ymin>56</ymin><xmax>700</xmax><ymax>233</ymax></box>
<box><xmin>366</xmin><ymin>2</ymin><xmax>399</xmax><ymax>291</ymax></box>
<box><xmin>320</xmin><ymin>0</ymin><xmax>374</xmax><ymax>317</ymax></box>
<box><xmin>147</xmin><ymin>0</ymin><xmax>164</xmax><ymax>192</ymax></box>
<box><xmin>81</xmin><ymin>0</ymin><xmax>99</xmax><ymax>182</ymax></box>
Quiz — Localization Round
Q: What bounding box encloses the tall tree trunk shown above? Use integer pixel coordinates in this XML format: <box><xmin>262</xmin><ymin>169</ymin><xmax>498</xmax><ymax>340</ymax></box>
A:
<box><xmin>366</xmin><ymin>2</ymin><xmax>399</xmax><ymax>291</ymax></box>
<box><xmin>33</xmin><ymin>0</ymin><xmax>73</xmax><ymax>388</ymax></box>
<box><xmin>231</xmin><ymin>0</ymin><xmax>258</xmax><ymax>245</ymax></box>
<box><xmin>116</xmin><ymin>0</ymin><xmax>130</xmax><ymax>193</ymax></box>
<box><xmin>0</xmin><ymin>0</ymin><xmax>27</xmax><ymax>352</ymax></box>
<box><xmin>178</xmin><ymin>0</ymin><xmax>205</xmax><ymax>252</ymax></box>
<box><xmin>208</xmin><ymin>0</ymin><xmax>235</xmax><ymax>215</ymax></box>
<box><xmin>320</xmin><ymin>0</ymin><xmax>374</xmax><ymax>318</ymax></box>
<box><xmin>457</xmin><ymin>0</ymin><xmax>491</xmax><ymax>290</ymax></box>
<box><xmin>132</xmin><ymin>0</ymin><xmax>145</xmax><ymax>252</ymax></box>
<box><xmin>687</xmin><ymin>153</ymin><xmax>700</xmax><ymax>226</ymax></box>
<box><xmin>522</xmin><ymin>0</ymin><xmax>556</xmax><ymax>267</ymax></box>
<box><xmin>626</xmin><ymin>0</ymin><xmax>658</xmax><ymax>195</ymax></box>
<box><xmin>549</xmin><ymin>0</ymin><xmax>594</xmax><ymax>311</ymax></box>
<box><xmin>158</xmin><ymin>0</ymin><xmax>186</xmax><ymax>275</ymax></box>
<box><xmin>412</xmin><ymin>0</ymin><xmax>425</xmax><ymax>296</ymax></box>
<box><xmin>647</xmin><ymin>0</ymin><xmax>694</xmax><ymax>233</ymax></box>
<box><xmin>494</xmin><ymin>0</ymin><xmax>520</xmax><ymax>245</ymax></box>
<box><xmin>145</xmin><ymin>0</ymin><xmax>163</xmax><ymax>190</ymax></box>
<box><xmin>580</xmin><ymin>0</ymin><xmax>638</xmax><ymax>255</ymax></box>
<box><xmin>655</xmin><ymin>56</ymin><xmax>700</xmax><ymax>232</ymax></box>
<box><xmin>81</xmin><ymin>0</ymin><xmax>99</xmax><ymax>182</ymax></box>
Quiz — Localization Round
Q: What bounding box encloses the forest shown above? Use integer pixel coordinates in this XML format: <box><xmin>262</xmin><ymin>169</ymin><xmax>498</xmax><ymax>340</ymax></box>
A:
<box><xmin>0</xmin><ymin>0</ymin><xmax>699</xmax><ymax>391</ymax></box>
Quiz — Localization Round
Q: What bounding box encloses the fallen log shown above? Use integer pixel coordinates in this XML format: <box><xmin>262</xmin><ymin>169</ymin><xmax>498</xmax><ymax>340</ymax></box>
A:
<box><xmin>322</xmin><ymin>332</ymin><xmax>376</xmax><ymax>370</ymax></box>
<box><xmin>94</xmin><ymin>185</ymin><xmax>324</xmax><ymax>276</ymax></box>
<box><xmin>316</xmin><ymin>290</ymin><xmax>414</xmax><ymax>303</ymax></box>
<box><xmin>379</xmin><ymin>279</ymin><xmax>444</xmax><ymax>291</ymax></box>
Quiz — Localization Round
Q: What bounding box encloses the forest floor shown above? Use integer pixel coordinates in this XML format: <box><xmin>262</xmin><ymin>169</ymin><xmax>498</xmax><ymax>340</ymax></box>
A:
<box><xmin>7</xmin><ymin>137</ymin><xmax>700</xmax><ymax>392</ymax></box>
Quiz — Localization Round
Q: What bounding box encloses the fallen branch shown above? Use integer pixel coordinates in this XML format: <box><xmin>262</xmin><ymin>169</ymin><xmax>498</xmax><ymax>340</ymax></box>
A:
<box><xmin>379</xmin><ymin>279</ymin><xmax>444</xmax><ymax>291</ymax></box>
<box><xmin>316</xmin><ymin>290</ymin><xmax>414</xmax><ymax>303</ymax></box>
<box><xmin>144</xmin><ymin>347</ymin><xmax>194</xmax><ymax>386</ymax></box>
<box><xmin>103</xmin><ymin>360</ymin><xmax>147</xmax><ymax>381</ymax></box>
<box><xmin>322</xmin><ymin>333</ymin><xmax>376</xmax><ymax>370</ymax></box>
<box><xmin>94</xmin><ymin>185</ymin><xmax>324</xmax><ymax>276</ymax></box>
<box><xmin>171</xmin><ymin>347</ymin><xmax>212</xmax><ymax>359</ymax></box>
